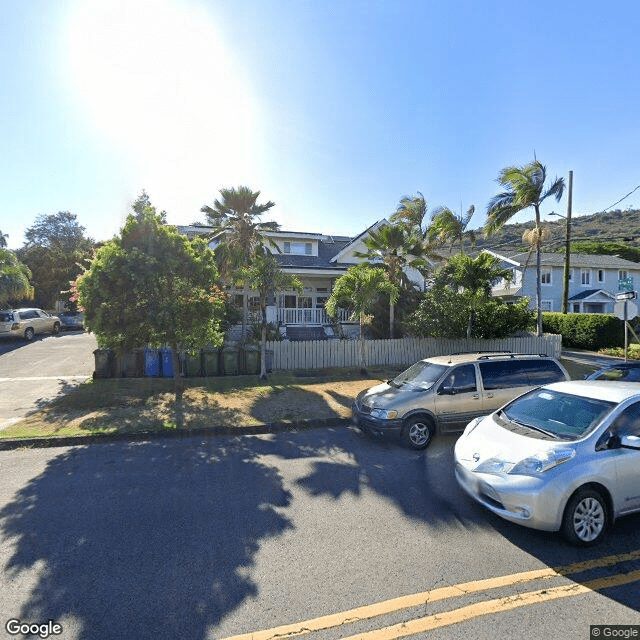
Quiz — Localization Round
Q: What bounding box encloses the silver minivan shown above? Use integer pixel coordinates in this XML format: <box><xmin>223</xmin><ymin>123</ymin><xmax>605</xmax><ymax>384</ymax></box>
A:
<box><xmin>352</xmin><ymin>352</ymin><xmax>569</xmax><ymax>449</ymax></box>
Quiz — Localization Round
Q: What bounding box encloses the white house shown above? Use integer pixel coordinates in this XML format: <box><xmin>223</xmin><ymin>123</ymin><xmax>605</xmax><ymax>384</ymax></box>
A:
<box><xmin>176</xmin><ymin>220</ymin><xmax>426</xmax><ymax>336</ymax></box>
<box><xmin>485</xmin><ymin>250</ymin><xmax>640</xmax><ymax>313</ymax></box>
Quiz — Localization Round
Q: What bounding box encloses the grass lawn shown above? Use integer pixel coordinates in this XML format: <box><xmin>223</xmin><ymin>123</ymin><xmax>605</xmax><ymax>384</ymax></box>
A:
<box><xmin>0</xmin><ymin>367</ymin><xmax>400</xmax><ymax>441</ymax></box>
<box><xmin>0</xmin><ymin>358</ymin><xmax>598</xmax><ymax>443</ymax></box>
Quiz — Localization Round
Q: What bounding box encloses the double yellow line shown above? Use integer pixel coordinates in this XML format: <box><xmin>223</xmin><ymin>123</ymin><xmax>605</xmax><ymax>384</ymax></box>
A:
<box><xmin>222</xmin><ymin>549</ymin><xmax>640</xmax><ymax>640</ymax></box>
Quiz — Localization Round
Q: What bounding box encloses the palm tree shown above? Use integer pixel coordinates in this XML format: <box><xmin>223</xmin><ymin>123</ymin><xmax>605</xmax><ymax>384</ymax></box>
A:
<box><xmin>354</xmin><ymin>224</ymin><xmax>426</xmax><ymax>338</ymax></box>
<box><xmin>325</xmin><ymin>263</ymin><xmax>398</xmax><ymax>373</ymax></box>
<box><xmin>485</xmin><ymin>160</ymin><xmax>565</xmax><ymax>336</ymax></box>
<box><xmin>435</xmin><ymin>253</ymin><xmax>513</xmax><ymax>338</ymax></box>
<box><xmin>0</xmin><ymin>248</ymin><xmax>34</xmax><ymax>306</ymax></box>
<box><xmin>201</xmin><ymin>186</ymin><xmax>279</xmax><ymax>339</ymax></box>
<box><xmin>429</xmin><ymin>205</ymin><xmax>476</xmax><ymax>254</ymax></box>
<box><xmin>243</xmin><ymin>252</ymin><xmax>302</xmax><ymax>379</ymax></box>
<box><xmin>390</xmin><ymin>192</ymin><xmax>427</xmax><ymax>233</ymax></box>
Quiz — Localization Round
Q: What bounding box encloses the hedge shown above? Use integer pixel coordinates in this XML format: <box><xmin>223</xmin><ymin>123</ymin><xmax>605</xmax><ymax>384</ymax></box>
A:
<box><xmin>542</xmin><ymin>312</ymin><xmax>625</xmax><ymax>350</ymax></box>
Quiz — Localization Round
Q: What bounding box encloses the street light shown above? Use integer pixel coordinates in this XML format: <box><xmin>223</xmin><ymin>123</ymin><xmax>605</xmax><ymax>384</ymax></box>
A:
<box><xmin>549</xmin><ymin>171</ymin><xmax>573</xmax><ymax>314</ymax></box>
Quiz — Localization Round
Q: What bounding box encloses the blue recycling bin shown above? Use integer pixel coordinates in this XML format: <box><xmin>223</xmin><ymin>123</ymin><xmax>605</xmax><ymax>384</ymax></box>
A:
<box><xmin>144</xmin><ymin>348</ymin><xmax>160</xmax><ymax>377</ymax></box>
<box><xmin>160</xmin><ymin>347</ymin><xmax>174</xmax><ymax>377</ymax></box>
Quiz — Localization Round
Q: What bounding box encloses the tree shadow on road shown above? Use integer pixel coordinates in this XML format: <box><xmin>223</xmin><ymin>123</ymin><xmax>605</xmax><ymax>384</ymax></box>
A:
<box><xmin>0</xmin><ymin>438</ymin><xmax>293</xmax><ymax>640</ymax></box>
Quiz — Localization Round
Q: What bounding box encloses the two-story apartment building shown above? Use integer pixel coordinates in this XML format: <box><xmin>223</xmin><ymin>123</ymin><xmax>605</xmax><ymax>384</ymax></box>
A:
<box><xmin>177</xmin><ymin>220</ymin><xmax>426</xmax><ymax>334</ymax></box>
<box><xmin>485</xmin><ymin>250</ymin><xmax>640</xmax><ymax>313</ymax></box>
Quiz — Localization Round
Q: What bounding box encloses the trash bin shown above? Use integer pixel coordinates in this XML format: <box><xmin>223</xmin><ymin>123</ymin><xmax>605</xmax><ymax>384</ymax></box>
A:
<box><xmin>93</xmin><ymin>349</ymin><xmax>115</xmax><ymax>379</ymax></box>
<box><xmin>242</xmin><ymin>345</ymin><xmax>260</xmax><ymax>375</ymax></box>
<box><xmin>202</xmin><ymin>347</ymin><xmax>220</xmax><ymax>376</ymax></box>
<box><xmin>221</xmin><ymin>347</ymin><xmax>239</xmax><ymax>376</ymax></box>
<box><xmin>181</xmin><ymin>349</ymin><xmax>202</xmax><ymax>377</ymax></box>
<box><xmin>119</xmin><ymin>350</ymin><xmax>144</xmax><ymax>377</ymax></box>
<box><xmin>144</xmin><ymin>348</ymin><xmax>160</xmax><ymax>377</ymax></box>
<box><xmin>160</xmin><ymin>347</ymin><xmax>174</xmax><ymax>377</ymax></box>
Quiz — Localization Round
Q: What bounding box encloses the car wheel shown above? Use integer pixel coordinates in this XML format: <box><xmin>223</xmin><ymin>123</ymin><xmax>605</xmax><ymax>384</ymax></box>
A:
<box><xmin>24</xmin><ymin>327</ymin><xmax>35</xmax><ymax>341</ymax></box>
<box><xmin>402</xmin><ymin>416</ymin><xmax>434</xmax><ymax>450</ymax></box>
<box><xmin>52</xmin><ymin>322</ymin><xmax>61</xmax><ymax>335</ymax></box>
<box><xmin>561</xmin><ymin>488</ymin><xmax>609</xmax><ymax>546</ymax></box>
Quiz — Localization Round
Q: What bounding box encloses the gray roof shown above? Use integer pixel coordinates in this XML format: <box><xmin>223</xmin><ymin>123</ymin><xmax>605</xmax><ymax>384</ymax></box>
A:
<box><xmin>500</xmin><ymin>252</ymin><xmax>640</xmax><ymax>269</ymax></box>
<box><xmin>568</xmin><ymin>289</ymin><xmax>615</xmax><ymax>301</ymax></box>
<box><xmin>275</xmin><ymin>237</ymin><xmax>352</xmax><ymax>270</ymax></box>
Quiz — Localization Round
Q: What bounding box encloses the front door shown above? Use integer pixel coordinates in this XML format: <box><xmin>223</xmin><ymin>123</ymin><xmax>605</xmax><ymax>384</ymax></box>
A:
<box><xmin>434</xmin><ymin>364</ymin><xmax>482</xmax><ymax>432</ymax></box>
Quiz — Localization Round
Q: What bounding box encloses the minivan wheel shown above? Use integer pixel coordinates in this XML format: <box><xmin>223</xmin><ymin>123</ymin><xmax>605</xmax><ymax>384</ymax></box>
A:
<box><xmin>24</xmin><ymin>327</ymin><xmax>35</xmax><ymax>341</ymax></box>
<box><xmin>52</xmin><ymin>322</ymin><xmax>60</xmax><ymax>335</ymax></box>
<box><xmin>561</xmin><ymin>488</ymin><xmax>609</xmax><ymax>546</ymax></box>
<box><xmin>402</xmin><ymin>416</ymin><xmax>434</xmax><ymax>450</ymax></box>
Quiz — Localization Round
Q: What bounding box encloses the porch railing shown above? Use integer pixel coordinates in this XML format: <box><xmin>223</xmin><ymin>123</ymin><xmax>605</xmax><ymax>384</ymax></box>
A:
<box><xmin>277</xmin><ymin>308</ymin><xmax>349</xmax><ymax>325</ymax></box>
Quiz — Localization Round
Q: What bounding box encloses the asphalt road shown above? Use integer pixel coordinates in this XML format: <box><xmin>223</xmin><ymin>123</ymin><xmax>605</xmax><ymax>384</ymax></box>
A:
<box><xmin>0</xmin><ymin>428</ymin><xmax>638</xmax><ymax>640</ymax></box>
<box><xmin>0</xmin><ymin>331</ymin><xmax>97</xmax><ymax>428</ymax></box>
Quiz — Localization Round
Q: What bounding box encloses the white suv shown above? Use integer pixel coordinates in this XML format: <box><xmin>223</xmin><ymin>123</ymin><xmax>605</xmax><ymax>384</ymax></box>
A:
<box><xmin>0</xmin><ymin>308</ymin><xmax>61</xmax><ymax>341</ymax></box>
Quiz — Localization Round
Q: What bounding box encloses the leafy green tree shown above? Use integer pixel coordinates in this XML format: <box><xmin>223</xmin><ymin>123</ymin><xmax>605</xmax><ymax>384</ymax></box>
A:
<box><xmin>429</xmin><ymin>205</ymin><xmax>476</xmax><ymax>254</ymax></box>
<box><xmin>242</xmin><ymin>252</ymin><xmax>302</xmax><ymax>379</ymax></box>
<box><xmin>201</xmin><ymin>186</ymin><xmax>279</xmax><ymax>339</ymax></box>
<box><xmin>568</xmin><ymin>240</ymin><xmax>640</xmax><ymax>263</ymax></box>
<box><xmin>434</xmin><ymin>253</ymin><xmax>513</xmax><ymax>338</ymax></box>
<box><xmin>485</xmin><ymin>160</ymin><xmax>565</xmax><ymax>336</ymax></box>
<box><xmin>405</xmin><ymin>288</ymin><xmax>532</xmax><ymax>339</ymax></box>
<box><xmin>0</xmin><ymin>249</ymin><xmax>33</xmax><ymax>306</ymax></box>
<box><xmin>76</xmin><ymin>211</ymin><xmax>225</xmax><ymax>413</ymax></box>
<box><xmin>131</xmin><ymin>190</ymin><xmax>167</xmax><ymax>223</ymax></box>
<box><xmin>0</xmin><ymin>231</ymin><xmax>8</xmax><ymax>248</ymax></box>
<box><xmin>325</xmin><ymin>263</ymin><xmax>398</xmax><ymax>373</ymax></box>
<box><xmin>354</xmin><ymin>223</ymin><xmax>426</xmax><ymax>338</ymax></box>
<box><xmin>18</xmin><ymin>211</ymin><xmax>95</xmax><ymax>309</ymax></box>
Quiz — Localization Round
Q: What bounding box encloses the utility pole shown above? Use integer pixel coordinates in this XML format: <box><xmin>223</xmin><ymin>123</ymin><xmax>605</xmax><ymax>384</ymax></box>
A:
<box><xmin>562</xmin><ymin>170</ymin><xmax>573</xmax><ymax>314</ymax></box>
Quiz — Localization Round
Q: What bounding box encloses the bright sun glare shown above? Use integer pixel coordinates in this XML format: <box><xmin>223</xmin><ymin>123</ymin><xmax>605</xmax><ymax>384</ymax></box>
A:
<box><xmin>67</xmin><ymin>0</ymin><xmax>253</xmax><ymax>213</ymax></box>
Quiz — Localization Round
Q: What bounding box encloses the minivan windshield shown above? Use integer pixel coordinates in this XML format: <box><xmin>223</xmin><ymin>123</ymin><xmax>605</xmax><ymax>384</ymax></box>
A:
<box><xmin>500</xmin><ymin>388</ymin><xmax>615</xmax><ymax>440</ymax></box>
<box><xmin>391</xmin><ymin>362</ymin><xmax>448</xmax><ymax>390</ymax></box>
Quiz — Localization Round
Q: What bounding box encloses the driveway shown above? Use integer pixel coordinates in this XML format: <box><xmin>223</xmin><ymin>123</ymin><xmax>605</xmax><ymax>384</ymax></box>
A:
<box><xmin>0</xmin><ymin>331</ymin><xmax>97</xmax><ymax>428</ymax></box>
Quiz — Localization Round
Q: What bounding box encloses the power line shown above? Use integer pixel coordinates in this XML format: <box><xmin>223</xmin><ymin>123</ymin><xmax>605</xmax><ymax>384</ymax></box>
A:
<box><xmin>601</xmin><ymin>185</ymin><xmax>640</xmax><ymax>212</ymax></box>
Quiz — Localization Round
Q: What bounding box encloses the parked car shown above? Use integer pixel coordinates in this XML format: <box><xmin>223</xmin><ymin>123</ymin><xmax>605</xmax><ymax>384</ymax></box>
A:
<box><xmin>56</xmin><ymin>310</ymin><xmax>85</xmax><ymax>331</ymax></box>
<box><xmin>352</xmin><ymin>352</ymin><xmax>569</xmax><ymax>450</ymax></box>
<box><xmin>455</xmin><ymin>380</ymin><xmax>640</xmax><ymax>546</ymax></box>
<box><xmin>0</xmin><ymin>308</ymin><xmax>61</xmax><ymax>341</ymax></box>
<box><xmin>586</xmin><ymin>361</ymin><xmax>640</xmax><ymax>382</ymax></box>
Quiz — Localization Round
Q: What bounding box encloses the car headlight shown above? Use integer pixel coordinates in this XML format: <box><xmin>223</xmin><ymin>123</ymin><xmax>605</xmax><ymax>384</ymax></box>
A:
<box><xmin>370</xmin><ymin>408</ymin><xmax>398</xmax><ymax>420</ymax></box>
<box><xmin>509</xmin><ymin>449</ymin><xmax>575</xmax><ymax>477</ymax></box>
<box><xmin>474</xmin><ymin>457</ymin><xmax>510</xmax><ymax>475</ymax></box>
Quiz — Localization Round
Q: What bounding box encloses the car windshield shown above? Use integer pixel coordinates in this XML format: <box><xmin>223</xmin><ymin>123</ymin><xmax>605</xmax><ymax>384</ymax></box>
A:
<box><xmin>587</xmin><ymin>367</ymin><xmax>640</xmax><ymax>382</ymax></box>
<box><xmin>501</xmin><ymin>388</ymin><xmax>615</xmax><ymax>440</ymax></box>
<box><xmin>391</xmin><ymin>362</ymin><xmax>448</xmax><ymax>389</ymax></box>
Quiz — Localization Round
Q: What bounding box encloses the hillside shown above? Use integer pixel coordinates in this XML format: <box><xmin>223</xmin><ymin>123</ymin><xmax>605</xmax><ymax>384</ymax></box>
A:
<box><xmin>473</xmin><ymin>208</ymin><xmax>640</xmax><ymax>255</ymax></box>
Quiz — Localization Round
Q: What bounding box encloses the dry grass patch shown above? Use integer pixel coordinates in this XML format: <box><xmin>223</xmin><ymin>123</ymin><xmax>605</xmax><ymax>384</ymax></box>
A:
<box><xmin>0</xmin><ymin>368</ymin><xmax>398</xmax><ymax>441</ymax></box>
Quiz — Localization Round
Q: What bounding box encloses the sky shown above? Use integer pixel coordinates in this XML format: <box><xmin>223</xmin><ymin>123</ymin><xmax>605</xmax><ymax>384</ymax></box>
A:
<box><xmin>1</xmin><ymin>0</ymin><xmax>639</xmax><ymax>250</ymax></box>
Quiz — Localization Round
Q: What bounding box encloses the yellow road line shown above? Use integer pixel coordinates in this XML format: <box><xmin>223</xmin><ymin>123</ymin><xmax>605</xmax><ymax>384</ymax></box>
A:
<box><xmin>221</xmin><ymin>549</ymin><xmax>640</xmax><ymax>640</ymax></box>
<box><xmin>342</xmin><ymin>568</ymin><xmax>640</xmax><ymax>640</ymax></box>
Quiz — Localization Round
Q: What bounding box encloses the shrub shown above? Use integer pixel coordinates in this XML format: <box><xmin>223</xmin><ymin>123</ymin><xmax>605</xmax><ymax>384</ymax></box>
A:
<box><xmin>542</xmin><ymin>312</ymin><xmax>624</xmax><ymax>350</ymax></box>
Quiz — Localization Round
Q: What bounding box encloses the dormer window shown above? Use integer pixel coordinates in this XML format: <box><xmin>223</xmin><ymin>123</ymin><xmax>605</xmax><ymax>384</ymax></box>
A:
<box><xmin>283</xmin><ymin>241</ymin><xmax>312</xmax><ymax>255</ymax></box>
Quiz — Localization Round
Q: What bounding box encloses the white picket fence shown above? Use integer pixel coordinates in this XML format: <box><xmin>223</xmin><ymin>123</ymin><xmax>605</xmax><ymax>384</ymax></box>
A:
<box><xmin>266</xmin><ymin>335</ymin><xmax>563</xmax><ymax>371</ymax></box>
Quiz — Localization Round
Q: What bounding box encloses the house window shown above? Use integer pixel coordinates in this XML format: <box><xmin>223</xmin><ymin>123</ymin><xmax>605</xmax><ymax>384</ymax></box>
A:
<box><xmin>316</xmin><ymin>296</ymin><xmax>328</xmax><ymax>308</ymax></box>
<box><xmin>619</xmin><ymin>270</ymin><xmax>628</xmax><ymax>280</ymax></box>
<box><xmin>541</xmin><ymin>268</ymin><xmax>552</xmax><ymax>285</ymax></box>
<box><xmin>597</xmin><ymin>269</ymin><xmax>605</xmax><ymax>283</ymax></box>
<box><xmin>572</xmin><ymin>303</ymin><xmax>581</xmax><ymax>313</ymax></box>
<box><xmin>541</xmin><ymin>300</ymin><xmax>552</xmax><ymax>311</ymax></box>
<box><xmin>283</xmin><ymin>241</ymin><xmax>312</xmax><ymax>255</ymax></box>
<box><xmin>581</xmin><ymin>269</ymin><xmax>591</xmax><ymax>285</ymax></box>
<box><xmin>568</xmin><ymin>269</ymin><xmax>573</xmax><ymax>282</ymax></box>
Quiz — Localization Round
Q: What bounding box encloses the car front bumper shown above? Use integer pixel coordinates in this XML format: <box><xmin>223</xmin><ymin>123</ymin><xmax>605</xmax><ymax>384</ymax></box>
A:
<box><xmin>454</xmin><ymin>460</ymin><xmax>564</xmax><ymax>532</ymax></box>
<box><xmin>351</xmin><ymin>404</ymin><xmax>403</xmax><ymax>438</ymax></box>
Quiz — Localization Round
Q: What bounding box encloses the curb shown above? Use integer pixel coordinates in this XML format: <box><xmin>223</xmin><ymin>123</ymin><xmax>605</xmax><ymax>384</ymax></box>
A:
<box><xmin>0</xmin><ymin>417</ymin><xmax>353</xmax><ymax>451</ymax></box>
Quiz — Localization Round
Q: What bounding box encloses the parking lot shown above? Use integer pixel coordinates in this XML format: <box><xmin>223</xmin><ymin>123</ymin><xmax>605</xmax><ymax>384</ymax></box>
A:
<box><xmin>0</xmin><ymin>331</ymin><xmax>97</xmax><ymax>428</ymax></box>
